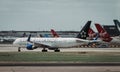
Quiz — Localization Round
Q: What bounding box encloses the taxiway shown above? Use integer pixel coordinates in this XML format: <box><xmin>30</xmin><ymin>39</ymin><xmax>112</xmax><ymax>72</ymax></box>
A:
<box><xmin>0</xmin><ymin>44</ymin><xmax>120</xmax><ymax>52</ymax></box>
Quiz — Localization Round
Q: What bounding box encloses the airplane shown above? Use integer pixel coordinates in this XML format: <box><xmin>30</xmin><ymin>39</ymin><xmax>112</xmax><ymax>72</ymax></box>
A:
<box><xmin>13</xmin><ymin>21</ymin><xmax>99</xmax><ymax>52</ymax></box>
<box><xmin>95</xmin><ymin>23</ymin><xmax>120</xmax><ymax>45</ymax></box>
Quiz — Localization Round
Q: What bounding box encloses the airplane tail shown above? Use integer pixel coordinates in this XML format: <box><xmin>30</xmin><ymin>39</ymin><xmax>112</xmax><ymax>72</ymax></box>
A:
<box><xmin>113</xmin><ymin>19</ymin><xmax>120</xmax><ymax>27</ymax></box>
<box><xmin>88</xmin><ymin>28</ymin><xmax>97</xmax><ymax>39</ymax></box>
<box><xmin>113</xmin><ymin>19</ymin><xmax>120</xmax><ymax>32</ymax></box>
<box><xmin>51</xmin><ymin>29</ymin><xmax>59</xmax><ymax>37</ymax></box>
<box><xmin>95</xmin><ymin>23</ymin><xmax>112</xmax><ymax>42</ymax></box>
<box><xmin>76</xmin><ymin>21</ymin><xmax>91</xmax><ymax>39</ymax></box>
<box><xmin>89</xmin><ymin>28</ymin><xmax>95</xmax><ymax>34</ymax></box>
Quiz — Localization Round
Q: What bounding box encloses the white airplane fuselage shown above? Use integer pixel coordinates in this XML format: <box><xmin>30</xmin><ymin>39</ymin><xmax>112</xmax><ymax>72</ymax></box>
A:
<box><xmin>13</xmin><ymin>37</ymin><xmax>91</xmax><ymax>48</ymax></box>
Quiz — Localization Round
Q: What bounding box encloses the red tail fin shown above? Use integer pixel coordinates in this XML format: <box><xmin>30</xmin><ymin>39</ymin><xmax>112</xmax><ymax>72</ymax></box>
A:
<box><xmin>95</xmin><ymin>23</ymin><xmax>112</xmax><ymax>42</ymax></box>
<box><xmin>51</xmin><ymin>29</ymin><xmax>59</xmax><ymax>37</ymax></box>
<box><xmin>88</xmin><ymin>28</ymin><xmax>96</xmax><ymax>39</ymax></box>
<box><xmin>89</xmin><ymin>28</ymin><xmax>95</xmax><ymax>34</ymax></box>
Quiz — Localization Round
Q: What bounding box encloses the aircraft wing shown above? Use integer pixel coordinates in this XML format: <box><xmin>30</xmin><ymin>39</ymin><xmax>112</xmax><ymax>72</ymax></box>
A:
<box><xmin>29</xmin><ymin>41</ymin><xmax>51</xmax><ymax>48</ymax></box>
<box><xmin>27</xmin><ymin>34</ymin><xmax>51</xmax><ymax>48</ymax></box>
<box><xmin>35</xmin><ymin>42</ymin><xmax>51</xmax><ymax>48</ymax></box>
<box><xmin>77</xmin><ymin>38</ymin><xmax>102</xmax><ymax>43</ymax></box>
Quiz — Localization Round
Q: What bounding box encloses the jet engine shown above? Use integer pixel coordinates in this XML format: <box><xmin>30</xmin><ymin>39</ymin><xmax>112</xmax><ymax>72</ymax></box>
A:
<box><xmin>26</xmin><ymin>43</ymin><xmax>34</xmax><ymax>50</ymax></box>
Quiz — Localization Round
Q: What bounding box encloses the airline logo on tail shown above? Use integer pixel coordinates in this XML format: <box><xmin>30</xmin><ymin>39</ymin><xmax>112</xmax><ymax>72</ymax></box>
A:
<box><xmin>80</xmin><ymin>31</ymin><xmax>87</xmax><ymax>38</ymax></box>
<box><xmin>95</xmin><ymin>23</ymin><xmax>112</xmax><ymax>42</ymax></box>
<box><xmin>76</xmin><ymin>21</ymin><xmax>91</xmax><ymax>39</ymax></box>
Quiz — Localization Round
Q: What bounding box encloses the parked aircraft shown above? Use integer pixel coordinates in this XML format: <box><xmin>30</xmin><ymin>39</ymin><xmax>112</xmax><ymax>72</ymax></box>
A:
<box><xmin>13</xmin><ymin>21</ymin><xmax>100</xmax><ymax>52</ymax></box>
<box><xmin>51</xmin><ymin>28</ymin><xmax>97</xmax><ymax>39</ymax></box>
<box><xmin>95</xmin><ymin>23</ymin><xmax>120</xmax><ymax>44</ymax></box>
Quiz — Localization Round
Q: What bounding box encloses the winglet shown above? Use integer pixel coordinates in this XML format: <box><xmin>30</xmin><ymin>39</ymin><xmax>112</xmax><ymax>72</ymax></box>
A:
<box><xmin>27</xmin><ymin>34</ymin><xmax>31</xmax><ymax>42</ymax></box>
<box><xmin>76</xmin><ymin>21</ymin><xmax>91</xmax><ymax>39</ymax></box>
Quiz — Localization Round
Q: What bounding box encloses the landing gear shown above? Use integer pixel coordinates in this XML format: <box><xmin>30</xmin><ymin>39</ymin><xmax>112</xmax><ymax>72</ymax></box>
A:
<box><xmin>33</xmin><ymin>46</ymin><xmax>38</xmax><ymax>49</ymax></box>
<box><xmin>54</xmin><ymin>49</ymin><xmax>60</xmax><ymax>52</ymax></box>
<box><xmin>42</xmin><ymin>48</ymin><xmax>48</xmax><ymax>52</ymax></box>
<box><xmin>42</xmin><ymin>49</ymin><xmax>47</xmax><ymax>52</ymax></box>
<box><xmin>18</xmin><ymin>47</ymin><xmax>21</xmax><ymax>52</ymax></box>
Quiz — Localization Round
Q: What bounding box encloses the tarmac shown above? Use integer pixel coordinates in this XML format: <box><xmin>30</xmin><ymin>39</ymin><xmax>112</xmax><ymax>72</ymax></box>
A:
<box><xmin>0</xmin><ymin>44</ymin><xmax>120</xmax><ymax>72</ymax></box>
<box><xmin>0</xmin><ymin>66</ymin><xmax>120</xmax><ymax>72</ymax></box>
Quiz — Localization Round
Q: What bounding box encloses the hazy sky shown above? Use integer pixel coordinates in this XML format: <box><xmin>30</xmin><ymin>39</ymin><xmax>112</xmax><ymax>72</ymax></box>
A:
<box><xmin>0</xmin><ymin>0</ymin><xmax>120</xmax><ymax>31</ymax></box>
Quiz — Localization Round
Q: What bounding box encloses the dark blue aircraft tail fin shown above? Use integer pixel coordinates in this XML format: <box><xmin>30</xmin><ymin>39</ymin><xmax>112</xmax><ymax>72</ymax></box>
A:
<box><xmin>76</xmin><ymin>21</ymin><xmax>91</xmax><ymax>39</ymax></box>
